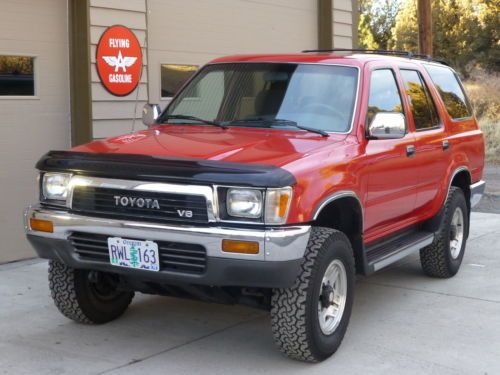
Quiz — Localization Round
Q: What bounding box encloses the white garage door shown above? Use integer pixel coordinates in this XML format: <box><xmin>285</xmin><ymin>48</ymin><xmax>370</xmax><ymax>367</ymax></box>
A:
<box><xmin>0</xmin><ymin>0</ymin><xmax>70</xmax><ymax>263</ymax></box>
<box><xmin>146</xmin><ymin>0</ymin><xmax>318</xmax><ymax>106</ymax></box>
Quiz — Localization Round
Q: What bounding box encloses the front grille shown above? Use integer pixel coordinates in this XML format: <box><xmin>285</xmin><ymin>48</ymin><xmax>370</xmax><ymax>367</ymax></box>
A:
<box><xmin>69</xmin><ymin>232</ymin><xmax>207</xmax><ymax>274</ymax></box>
<box><xmin>71</xmin><ymin>186</ymin><xmax>209</xmax><ymax>224</ymax></box>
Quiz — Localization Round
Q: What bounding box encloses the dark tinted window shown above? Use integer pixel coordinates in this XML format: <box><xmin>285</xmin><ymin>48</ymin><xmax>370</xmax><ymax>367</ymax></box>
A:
<box><xmin>424</xmin><ymin>64</ymin><xmax>472</xmax><ymax>119</ymax></box>
<box><xmin>0</xmin><ymin>56</ymin><xmax>35</xmax><ymax>96</ymax></box>
<box><xmin>367</xmin><ymin>69</ymin><xmax>403</xmax><ymax>125</ymax></box>
<box><xmin>400</xmin><ymin>69</ymin><xmax>440</xmax><ymax>130</ymax></box>
<box><xmin>161</xmin><ymin>64</ymin><xmax>198</xmax><ymax>97</ymax></box>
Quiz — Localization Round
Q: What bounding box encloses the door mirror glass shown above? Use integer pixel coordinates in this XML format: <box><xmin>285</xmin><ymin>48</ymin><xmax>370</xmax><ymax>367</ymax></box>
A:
<box><xmin>142</xmin><ymin>104</ymin><xmax>161</xmax><ymax>127</ymax></box>
<box><xmin>368</xmin><ymin>112</ymin><xmax>406</xmax><ymax>139</ymax></box>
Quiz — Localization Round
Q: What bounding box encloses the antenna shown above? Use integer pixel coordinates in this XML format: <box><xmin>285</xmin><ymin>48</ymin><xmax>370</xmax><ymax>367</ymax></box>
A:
<box><xmin>131</xmin><ymin>32</ymin><xmax>148</xmax><ymax>134</ymax></box>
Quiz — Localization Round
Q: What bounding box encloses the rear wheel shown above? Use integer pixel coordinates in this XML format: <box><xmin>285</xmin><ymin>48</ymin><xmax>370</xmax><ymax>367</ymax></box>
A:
<box><xmin>271</xmin><ymin>227</ymin><xmax>355</xmax><ymax>362</ymax></box>
<box><xmin>420</xmin><ymin>187</ymin><xmax>469</xmax><ymax>278</ymax></box>
<box><xmin>48</xmin><ymin>260</ymin><xmax>134</xmax><ymax>324</ymax></box>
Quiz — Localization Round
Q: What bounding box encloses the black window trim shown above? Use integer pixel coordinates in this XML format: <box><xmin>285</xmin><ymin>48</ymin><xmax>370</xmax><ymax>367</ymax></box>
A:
<box><xmin>422</xmin><ymin>62</ymin><xmax>474</xmax><ymax>122</ymax></box>
<box><xmin>399</xmin><ymin>67</ymin><xmax>443</xmax><ymax>133</ymax></box>
<box><xmin>365</xmin><ymin>66</ymin><xmax>409</xmax><ymax>137</ymax></box>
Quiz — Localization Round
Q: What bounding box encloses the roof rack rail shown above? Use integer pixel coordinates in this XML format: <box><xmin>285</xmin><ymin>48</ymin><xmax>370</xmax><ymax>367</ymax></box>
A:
<box><xmin>301</xmin><ymin>48</ymin><xmax>448</xmax><ymax>65</ymax></box>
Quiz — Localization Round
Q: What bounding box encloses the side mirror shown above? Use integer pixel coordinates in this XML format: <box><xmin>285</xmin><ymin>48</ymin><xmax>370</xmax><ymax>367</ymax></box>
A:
<box><xmin>142</xmin><ymin>104</ymin><xmax>161</xmax><ymax>127</ymax></box>
<box><xmin>368</xmin><ymin>112</ymin><xmax>406</xmax><ymax>139</ymax></box>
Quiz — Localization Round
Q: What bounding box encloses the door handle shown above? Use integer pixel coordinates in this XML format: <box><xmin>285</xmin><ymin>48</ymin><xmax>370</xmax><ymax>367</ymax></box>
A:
<box><xmin>442</xmin><ymin>140</ymin><xmax>450</xmax><ymax>150</ymax></box>
<box><xmin>406</xmin><ymin>145</ymin><xmax>416</xmax><ymax>157</ymax></box>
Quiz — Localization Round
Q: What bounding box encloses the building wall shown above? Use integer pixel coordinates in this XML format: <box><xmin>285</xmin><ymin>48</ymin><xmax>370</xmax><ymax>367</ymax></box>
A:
<box><xmin>89</xmin><ymin>0</ymin><xmax>149</xmax><ymax>139</ymax></box>
<box><xmin>88</xmin><ymin>0</ymin><xmax>356</xmax><ymax>139</ymax></box>
<box><xmin>333</xmin><ymin>0</ymin><xmax>355</xmax><ymax>48</ymax></box>
<box><xmin>90</xmin><ymin>0</ymin><xmax>319</xmax><ymax>138</ymax></box>
<box><xmin>0</xmin><ymin>0</ymin><xmax>70</xmax><ymax>263</ymax></box>
<box><xmin>147</xmin><ymin>0</ymin><xmax>318</xmax><ymax>107</ymax></box>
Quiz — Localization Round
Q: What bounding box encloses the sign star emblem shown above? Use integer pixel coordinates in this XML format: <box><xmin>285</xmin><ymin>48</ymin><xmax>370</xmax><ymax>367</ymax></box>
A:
<box><xmin>102</xmin><ymin>50</ymin><xmax>137</xmax><ymax>72</ymax></box>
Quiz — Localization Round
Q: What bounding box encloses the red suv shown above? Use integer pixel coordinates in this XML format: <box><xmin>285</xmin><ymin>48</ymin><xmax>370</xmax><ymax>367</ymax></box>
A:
<box><xmin>24</xmin><ymin>50</ymin><xmax>485</xmax><ymax>362</ymax></box>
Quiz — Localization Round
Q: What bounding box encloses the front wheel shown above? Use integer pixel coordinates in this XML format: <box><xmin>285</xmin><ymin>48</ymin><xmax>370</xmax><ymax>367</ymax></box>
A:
<box><xmin>271</xmin><ymin>227</ymin><xmax>355</xmax><ymax>362</ymax></box>
<box><xmin>48</xmin><ymin>260</ymin><xmax>134</xmax><ymax>324</ymax></box>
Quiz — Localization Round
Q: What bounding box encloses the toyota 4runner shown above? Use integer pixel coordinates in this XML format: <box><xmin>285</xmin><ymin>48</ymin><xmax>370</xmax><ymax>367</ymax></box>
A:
<box><xmin>24</xmin><ymin>50</ymin><xmax>485</xmax><ymax>362</ymax></box>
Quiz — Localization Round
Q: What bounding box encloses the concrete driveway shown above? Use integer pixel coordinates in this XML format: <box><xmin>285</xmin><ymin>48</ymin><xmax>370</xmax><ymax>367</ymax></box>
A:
<box><xmin>1</xmin><ymin>212</ymin><xmax>499</xmax><ymax>375</ymax></box>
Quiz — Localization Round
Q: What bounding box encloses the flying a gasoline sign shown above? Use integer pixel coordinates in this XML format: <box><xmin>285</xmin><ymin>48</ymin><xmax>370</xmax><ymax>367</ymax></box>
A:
<box><xmin>96</xmin><ymin>25</ymin><xmax>142</xmax><ymax>96</ymax></box>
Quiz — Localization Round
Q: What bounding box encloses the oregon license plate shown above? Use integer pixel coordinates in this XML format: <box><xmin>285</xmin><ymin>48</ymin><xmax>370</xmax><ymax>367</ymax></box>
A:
<box><xmin>107</xmin><ymin>237</ymin><xmax>160</xmax><ymax>272</ymax></box>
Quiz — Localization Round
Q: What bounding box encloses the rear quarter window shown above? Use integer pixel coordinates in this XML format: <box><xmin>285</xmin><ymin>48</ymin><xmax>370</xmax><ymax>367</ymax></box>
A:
<box><xmin>424</xmin><ymin>64</ymin><xmax>472</xmax><ymax>120</ymax></box>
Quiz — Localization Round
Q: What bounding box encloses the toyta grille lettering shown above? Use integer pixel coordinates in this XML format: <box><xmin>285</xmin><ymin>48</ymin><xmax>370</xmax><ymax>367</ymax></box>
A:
<box><xmin>114</xmin><ymin>195</ymin><xmax>161</xmax><ymax>210</ymax></box>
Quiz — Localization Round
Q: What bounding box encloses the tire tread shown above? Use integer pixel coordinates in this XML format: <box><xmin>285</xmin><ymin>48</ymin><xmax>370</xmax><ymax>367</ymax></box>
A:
<box><xmin>271</xmin><ymin>227</ymin><xmax>354</xmax><ymax>362</ymax></box>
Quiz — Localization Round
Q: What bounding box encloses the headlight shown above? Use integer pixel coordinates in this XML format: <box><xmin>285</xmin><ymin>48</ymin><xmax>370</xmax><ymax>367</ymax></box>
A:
<box><xmin>265</xmin><ymin>187</ymin><xmax>292</xmax><ymax>224</ymax></box>
<box><xmin>227</xmin><ymin>189</ymin><xmax>263</xmax><ymax>218</ymax></box>
<box><xmin>223</xmin><ymin>186</ymin><xmax>292</xmax><ymax>224</ymax></box>
<box><xmin>42</xmin><ymin>173</ymin><xmax>72</xmax><ymax>201</ymax></box>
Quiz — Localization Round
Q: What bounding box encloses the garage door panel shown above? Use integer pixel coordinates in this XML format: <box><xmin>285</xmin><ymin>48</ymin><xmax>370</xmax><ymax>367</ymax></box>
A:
<box><xmin>0</xmin><ymin>0</ymin><xmax>69</xmax><ymax>263</ymax></box>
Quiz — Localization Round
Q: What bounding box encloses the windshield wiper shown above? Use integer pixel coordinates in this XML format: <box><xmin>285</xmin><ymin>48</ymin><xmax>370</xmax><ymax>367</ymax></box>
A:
<box><xmin>227</xmin><ymin>117</ymin><xmax>329</xmax><ymax>137</ymax></box>
<box><xmin>161</xmin><ymin>114</ymin><xmax>227</xmax><ymax>129</ymax></box>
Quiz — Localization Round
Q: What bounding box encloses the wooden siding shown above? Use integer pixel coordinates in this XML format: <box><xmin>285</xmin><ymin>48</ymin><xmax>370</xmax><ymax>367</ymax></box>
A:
<box><xmin>89</xmin><ymin>0</ymin><xmax>148</xmax><ymax>138</ymax></box>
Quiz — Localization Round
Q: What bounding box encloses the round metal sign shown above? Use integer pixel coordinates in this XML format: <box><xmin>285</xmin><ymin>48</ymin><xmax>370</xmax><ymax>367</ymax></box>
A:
<box><xmin>96</xmin><ymin>25</ymin><xmax>142</xmax><ymax>96</ymax></box>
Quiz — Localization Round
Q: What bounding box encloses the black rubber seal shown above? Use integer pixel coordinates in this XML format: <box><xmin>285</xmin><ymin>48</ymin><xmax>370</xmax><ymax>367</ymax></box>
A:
<box><xmin>36</xmin><ymin>151</ymin><xmax>296</xmax><ymax>188</ymax></box>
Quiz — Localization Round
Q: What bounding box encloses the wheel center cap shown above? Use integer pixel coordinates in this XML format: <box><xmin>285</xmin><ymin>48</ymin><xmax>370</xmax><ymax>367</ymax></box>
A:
<box><xmin>320</xmin><ymin>284</ymin><xmax>335</xmax><ymax>308</ymax></box>
<box><xmin>450</xmin><ymin>225</ymin><xmax>457</xmax><ymax>240</ymax></box>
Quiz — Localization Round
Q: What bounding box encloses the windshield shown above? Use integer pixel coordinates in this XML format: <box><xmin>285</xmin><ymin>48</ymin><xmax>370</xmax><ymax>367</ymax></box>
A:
<box><xmin>162</xmin><ymin>63</ymin><xmax>358</xmax><ymax>133</ymax></box>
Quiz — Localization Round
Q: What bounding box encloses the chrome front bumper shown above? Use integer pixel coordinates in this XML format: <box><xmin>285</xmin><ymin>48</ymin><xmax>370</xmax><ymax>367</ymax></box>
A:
<box><xmin>24</xmin><ymin>205</ymin><xmax>311</xmax><ymax>262</ymax></box>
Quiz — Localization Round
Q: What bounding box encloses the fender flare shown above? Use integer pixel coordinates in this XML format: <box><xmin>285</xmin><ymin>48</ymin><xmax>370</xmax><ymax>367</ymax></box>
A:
<box><xmin>311</xmin><ymin>190</ymin><xmax>364</xmax><ymax>232</ymax></box>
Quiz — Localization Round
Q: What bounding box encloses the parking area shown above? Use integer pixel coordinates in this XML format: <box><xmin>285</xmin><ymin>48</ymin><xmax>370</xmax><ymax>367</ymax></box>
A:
<box><xmin>1</xmin><ymin>212</ymin><xmax>499</xmax><ymax>375</ymax></box>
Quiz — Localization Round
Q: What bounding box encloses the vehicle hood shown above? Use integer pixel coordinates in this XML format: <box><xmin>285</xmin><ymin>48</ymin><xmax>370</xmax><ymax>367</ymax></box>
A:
<box><xmin>72</xmin><ymin>124</ymin><xmax>348</xmax><ymax>168</ymax></box>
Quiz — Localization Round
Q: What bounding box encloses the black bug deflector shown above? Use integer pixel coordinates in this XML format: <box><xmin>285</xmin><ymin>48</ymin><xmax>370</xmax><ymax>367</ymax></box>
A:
<box><xmin>36</xmin><ymin>151</ymin><xmax>296</xmax><ymax>188</ymax></box>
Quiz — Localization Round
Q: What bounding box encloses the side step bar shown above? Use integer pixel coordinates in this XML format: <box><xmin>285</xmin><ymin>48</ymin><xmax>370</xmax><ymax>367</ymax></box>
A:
<box><xmin>366</xmin><ymin>231</ymin><xmax>434</xmax><ymax>273</ymax></box>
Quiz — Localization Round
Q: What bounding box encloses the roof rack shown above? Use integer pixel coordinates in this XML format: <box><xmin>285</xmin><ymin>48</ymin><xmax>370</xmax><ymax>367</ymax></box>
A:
<box><xmin>301</xmin><ymin>48</ymin><xmax>449</xmax><ymax>65</ymax></box>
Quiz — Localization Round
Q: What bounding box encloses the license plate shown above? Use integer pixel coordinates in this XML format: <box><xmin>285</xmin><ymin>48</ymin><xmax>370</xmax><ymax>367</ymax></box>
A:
<box><xmin>108</xmin><ymin>237</ymin><xmax>160</xmax><ymax>272</ymax></box>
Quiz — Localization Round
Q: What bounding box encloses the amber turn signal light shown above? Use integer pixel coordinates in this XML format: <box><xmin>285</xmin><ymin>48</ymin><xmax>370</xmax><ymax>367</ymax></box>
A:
<box><xmin>30</xmin><ymin>218</ymin><xmax>54</xmax><ymax>233</ymax></box>
<box><xmin>222</xmin><ymin>239</ymin><xmax>259</xmax><ymax>254</ymax></box>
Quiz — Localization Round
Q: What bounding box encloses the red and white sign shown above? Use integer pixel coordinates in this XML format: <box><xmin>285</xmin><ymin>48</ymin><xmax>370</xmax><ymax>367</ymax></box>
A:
<box><xmin>96</xmin><ymin>25</ymin><xmax>142</xmax><ymax>96</ymax></box>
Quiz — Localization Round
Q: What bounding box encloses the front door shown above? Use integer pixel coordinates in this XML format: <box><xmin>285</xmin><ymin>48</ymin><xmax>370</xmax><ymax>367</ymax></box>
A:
<box><xmin>363</xmin><ymin>67</ymin><xmax>418</xmax><ymax>241</ymax></box>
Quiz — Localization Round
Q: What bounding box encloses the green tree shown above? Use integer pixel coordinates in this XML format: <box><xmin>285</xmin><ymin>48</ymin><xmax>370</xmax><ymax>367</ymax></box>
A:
<box><xmin>475</xmin><ymin>0</ymin><xmax>500</xmax><ymax>71</ymax></box>
<box><xmin>361</xmin><ymin>0</ymin><xmax>499</xmax><ymax>73</ymax></box>
<box><xmin>432</xmin><ymin>0</ymin><xmax>480</xmax><ymax>73</ymax></box>
<box><xmin>388</xmin><ymin>0</ymin><xmax>418</xmax><ymax>52</ymax></box>
<box><xmin>358</xmin><ymin>0</ymin><xmax>400</xmax><ymax>49</ymax></box>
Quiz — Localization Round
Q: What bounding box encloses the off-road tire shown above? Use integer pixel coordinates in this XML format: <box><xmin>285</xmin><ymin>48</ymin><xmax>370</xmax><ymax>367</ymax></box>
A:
<box><xmin>48</xmin><ymin>260</ymin><xmax>134</xmax><ymax>324</ymax></box>
<box><xmin>420</xmin><ymin>187</ymin><xmax>469</xmax><ymax>278</ymax></box>
<box><xmin>271</xmin><ymin>227</ymin><xmax>355</xmax><ymax>362</ymax></box>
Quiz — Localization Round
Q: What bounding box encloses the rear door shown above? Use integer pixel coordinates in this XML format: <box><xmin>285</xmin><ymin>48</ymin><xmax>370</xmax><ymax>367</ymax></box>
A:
<box><xmin>398</xmin><ymin>67</ymin><xmax>449</xmax><ymax>214</ymax></box>
<box><xmin>363</xmin><ymin>65</ymin><xmax>418</xmax><ymax>239</ymax></box>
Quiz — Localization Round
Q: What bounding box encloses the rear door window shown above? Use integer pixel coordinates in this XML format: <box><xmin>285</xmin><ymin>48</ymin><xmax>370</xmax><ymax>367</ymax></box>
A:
<box><xmin>400</xmin><ymin>69</ymin><xmax>440</xmax><ymax>130</ymax></box>
<box><xmin>424</xmin><ymin>64</ymin><xmax>472</xmax><ymax>120</ymax></box>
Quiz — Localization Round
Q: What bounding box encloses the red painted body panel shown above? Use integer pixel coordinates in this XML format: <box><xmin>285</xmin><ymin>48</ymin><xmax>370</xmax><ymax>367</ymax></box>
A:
<box><xmin>72</xmin><ymin>53</ymin><xmax>485</xmax><ymax>245</ymax></box>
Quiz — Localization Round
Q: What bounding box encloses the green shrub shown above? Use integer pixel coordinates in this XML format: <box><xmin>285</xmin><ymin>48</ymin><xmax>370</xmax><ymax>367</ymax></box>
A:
<box><xmin>478</xmin><ymin>119</ymin><xmax>500</xmax><ymax>164</ymax></box>
<box><xmin>463</xmin><ymin>70</ymin><xmax>500</xmax><ymax>121</ymax></box>
<box><xmin>463</xmin><ymin>71</ymin><xmax>500</xmax><ymax>164</ymax></box>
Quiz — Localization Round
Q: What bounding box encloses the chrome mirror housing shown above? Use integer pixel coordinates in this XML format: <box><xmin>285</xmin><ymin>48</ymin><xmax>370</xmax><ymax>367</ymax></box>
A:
<box><xmin>368</xmin><ymin>112</ymin><xmax>406</xmax><ymax>139</ymax></box>
<box><xmin>142</xmin><ymin>104</ymin><xmax>161</xmax><ymax>127</ymax></box>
